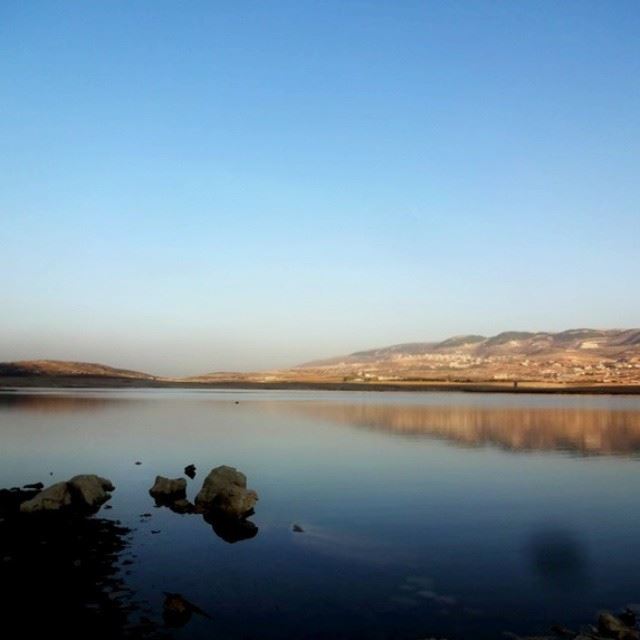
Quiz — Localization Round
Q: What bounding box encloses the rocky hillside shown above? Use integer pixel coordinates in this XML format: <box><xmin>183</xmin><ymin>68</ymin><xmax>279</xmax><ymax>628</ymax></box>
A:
<box><xmin>0</xmin><ymin>360</ymin><xmax>156</xmax><ymax>380</ymax></box>
<box><xmin>298</xmin><ymin>329</ymin><xmax>640</xmax><ymax>384</ymax></box>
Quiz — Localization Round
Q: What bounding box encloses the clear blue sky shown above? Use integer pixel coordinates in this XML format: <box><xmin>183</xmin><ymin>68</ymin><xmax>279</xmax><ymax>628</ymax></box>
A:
<box><xmin>1</xmin><ymin>1</ymin><xmax>639</xmax><ymax>375</ymax></box>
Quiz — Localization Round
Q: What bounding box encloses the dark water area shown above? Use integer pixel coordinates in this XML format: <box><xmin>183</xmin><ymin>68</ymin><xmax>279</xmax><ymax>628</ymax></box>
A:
<box><xmin>2</xmin><ymin>389</ymin><xmax>640</xmax><ymax>639</ymax></box>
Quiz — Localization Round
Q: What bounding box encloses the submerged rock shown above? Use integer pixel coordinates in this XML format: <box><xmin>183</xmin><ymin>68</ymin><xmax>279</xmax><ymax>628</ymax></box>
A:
<box><xmin>163</xmin><ymin>593</ymin><xmax>191</xmax><ymax>627</ymax></box>
<box><xmin>163</xmin><ymin>592</ymin><xmax>211</xmax><ymax>628</ymax></box>
<box><xmin>148</xmin><ymin>476</ymin><xmax>186</xmax><ymax>500</ymax></box>
<box><xmin>292</xmin><ymin>523</ymin><xmax>304</xmax><ymax>533</ymax></box>
<box><xmin>194</xmin><ymin>466</ymin><xmax>258</xmax><ymax>518</ymax></box>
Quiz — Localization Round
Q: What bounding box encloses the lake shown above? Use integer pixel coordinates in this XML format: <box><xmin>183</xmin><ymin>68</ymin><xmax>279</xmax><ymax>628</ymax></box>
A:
<box><xmin>2</xmin><ymin>389</ymin><xmax>640</xmax><ymax>639</ymax></box>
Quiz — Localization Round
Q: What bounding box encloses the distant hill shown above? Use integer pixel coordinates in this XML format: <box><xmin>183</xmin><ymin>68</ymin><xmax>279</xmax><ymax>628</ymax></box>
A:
<box><xmin>0</xmin><ymin>360</ymin><xmax>156</xmax><ymax>380</ymax></box>
<box><xmin>297</xmin><ymin>329</ymin><xmax>640</xmax><ymax>384</ymax></box>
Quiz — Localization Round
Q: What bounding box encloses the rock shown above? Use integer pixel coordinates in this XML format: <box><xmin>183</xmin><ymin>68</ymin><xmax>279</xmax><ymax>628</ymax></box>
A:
<box><xmin>184</xmin><ymin>464</ymin><xmax>196</xmax><ymax>479</ymax></box>
<box><xmin>19</xmin><ymin>475</ymin><xmax>115</xmax><ymax>514</ymax></box>
<box><xmin>620</xmin><ymin>610</ymin><xmax>637</xmax><ymax>628</ymax></box>
<box><xmin>69</xmin><ymin>475</ymin><xmax>114</xmax><ymax>510</ymax></box>
<box><xmin>135</xmin><ymin>461</ymin><xmax>142</xmax><ymax>466</ymax></box>
<box><xmin>163</xmin><ymin>593</ymin><xmax>191</xmax><ymax>627</ymax></box>
<box><xmin>194</xmin><ymin>466</ymin><xmax>258</xmax><ymax>518</ymax></box>
<box><xmin>292</xmin><ymin>524</ymin><xmax>304</xmax><ymax>533</ymax></box>
<box><xmin>19</xmin><ymin>482</ymin><xmax>73</xmax><ymax>513</ymax></box>
<box><xmin>23</xmin><ymin>482</ymin><xmax>44</xmax><ymax>490</ymax></box>
<box><xmin>148</xmin><ymin>476</ymin><xmax>186</xmax><ymax>500</ymax></box>
<box><xmin>598</xmin><ymin>612</ymin><xmax>639</xmax><ymax>639</ymax></box>
<box><xmin>162</xmin><ymin>593</ymin><xmax>211</xmax><ymax>627</ymax></box>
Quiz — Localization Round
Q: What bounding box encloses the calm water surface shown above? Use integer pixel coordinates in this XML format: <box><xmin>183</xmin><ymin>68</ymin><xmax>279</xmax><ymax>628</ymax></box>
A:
<box><xmin>2</xmin><ymin>389</ymin><xmax>640</xmax><ymax>639</ymax></box>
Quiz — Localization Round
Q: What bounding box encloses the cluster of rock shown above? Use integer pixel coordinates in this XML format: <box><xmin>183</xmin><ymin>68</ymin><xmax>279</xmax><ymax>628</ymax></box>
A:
<box><xmin>19</xmin><ymin>475</ymin><xmax>114</xmax><ymax>514</ymax></box>
<box><xmin>149</xmin><ymin>465</ymin><xmax>259</xmax><ymax>542</ymax></box>
<box><xmin>14</xmin><ymin>464</ymin><xmax>259</xmax><ymax>545</ymax></box>
<box><xmin>511</xmin><ymin>609</ymin><xmax>639</xmax><ymax>640</ymax></box>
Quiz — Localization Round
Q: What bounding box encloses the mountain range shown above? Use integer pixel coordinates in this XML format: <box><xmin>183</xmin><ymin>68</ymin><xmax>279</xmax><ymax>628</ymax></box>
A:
<box><xmin>296</xmin><ymin>329</ymin><xmax>640</xmax><ymax>383</ymax></box>
<box><xmin>2</xmin><ymin>329</ymin><xmax>640</xmax><ymax>387</ymax></box>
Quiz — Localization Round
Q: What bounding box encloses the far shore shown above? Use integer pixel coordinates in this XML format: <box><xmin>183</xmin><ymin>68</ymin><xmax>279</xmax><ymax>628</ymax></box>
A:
<box><xmin>1</xmin><ymin>375</ymin><xmax>640</xmax><ymax>395</ymax></box>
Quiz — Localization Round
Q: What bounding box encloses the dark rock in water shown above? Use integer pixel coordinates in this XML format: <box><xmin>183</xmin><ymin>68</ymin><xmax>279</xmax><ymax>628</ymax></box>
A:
<box><xmin>203</xmin><ymin>510</ymin><xmax>259</xmax><ymax>543</ymax></box>
<box><xmin>103</xmin><ymin>504</ymin><xmax>113</xmax><ymax>510</ymax></box>
<box><xmin>513</xmin><ymin>608</ymin><xmax>640</xmax><ymax>640</ymax></box>
<box><xmin>135</xmin><ymin>461</ymin><xmax>142</xmax><ymax>466</ymax></box>
<box><xmin>149</xmin><ymin>476</ymin><xmax>186</xmax><ymax>501</ymax></box>
<box><xmin>234</xmin><ymin>401</ymin><xmax>239</xmax><ymax>405</ymax></box>
<box><xmin>292</xmin><ymin>524</ymin><xmax>304</xmax><ymax>533</ymax></box>
<box><xmin>184</xmin><ymin>464</ymin><xmax>196</xmax><ymax>479</ymax></box>
<box><xmin>151</xmin><ymin>530</ymin><xmax>161</xmax><ymax>534</ymax></box>
<box><xmin>598</xmin><ymin>611</ymin><xmax>639</xmax><ymax>639</ymax></box>
<box><xmin>195</xmin><ymin>466</ymin><xmax>258</xmax><ymax>518</ymax></box>
<box><xmin>620</xmin><ymin>609</ymin><xmax>638</xmax><ymax>629</ymax></box>
<box><xmin>163</xmin><ymin>592</ymin><xmax>212</xmax><ymax>628</ymax></box>
<box><xmin>23</xmin><ymin>482</ymin><xmax>44</xmax><ymax>490</ymax></box>
<box><xmin>163</xmin><ymin>592</ymin><xmax>191</xmax><ymax>627</ymax></box>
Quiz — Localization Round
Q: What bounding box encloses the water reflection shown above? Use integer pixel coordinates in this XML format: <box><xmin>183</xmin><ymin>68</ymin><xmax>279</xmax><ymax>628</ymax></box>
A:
<box><xmin>152</xmin><ymin>498</ymin><xmax>260</xmax><ymax>543</ymax></box>
<box><xmin>0</xmin><ymin>392</ymin><xmax>132</xmax><ymax>413</ymax></box>
<box><xmin>203</xmin><ymin>511</ymin><xmax>259</xmax><ymax>543</ymax></box>
<box><xmin>528</xmin><ymin>528</ymin><xmax>590</xmax><ymax>587</ymax></box>
<box><xmin>288</xmin><ymin>402</ymin><xmax>640</xmax><ymax>456</ymax></box>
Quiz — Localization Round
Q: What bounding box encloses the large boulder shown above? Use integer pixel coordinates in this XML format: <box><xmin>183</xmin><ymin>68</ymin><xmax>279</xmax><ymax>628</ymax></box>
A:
<box><xmin>19</xmin><ymin>482</ymin><xmax>73</xmax><ymax>513</ymax></box>
<box><xmin>149</xmin><ymin>476</ymin><xmax>187</xmax><ymax>500</ymax></box>
<box><xmin>19</xmin><ymin>475</ymin><xmax>115</xmax><ymax>514</ymax></box>
<box><xmin>69</xmin><ymin>475</ymin><xmax>114</xmax><ymax>510</ymax></box>
<box><xmin>194</xmin><ymin>466</ymin><xmax>258</xmax><ymax>518</ymax></box>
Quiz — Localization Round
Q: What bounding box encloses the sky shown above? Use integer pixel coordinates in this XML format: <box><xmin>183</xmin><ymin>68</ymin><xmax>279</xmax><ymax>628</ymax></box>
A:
<box><xmin>1</xmin><ymin>1</ymin><xmax>639</xmax><ymax>375</ymax></box>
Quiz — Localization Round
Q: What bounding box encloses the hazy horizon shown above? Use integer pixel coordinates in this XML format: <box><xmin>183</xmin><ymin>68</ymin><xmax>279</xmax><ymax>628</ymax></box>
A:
<box><xmin>2</xmin><ymin>2</ymin><xmax>639</xmax><ymax>376</ymax></box>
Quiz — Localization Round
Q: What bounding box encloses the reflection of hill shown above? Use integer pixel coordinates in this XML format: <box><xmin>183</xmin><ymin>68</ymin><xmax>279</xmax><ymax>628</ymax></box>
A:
<box><xmin>289</xmin><ymin>403</ymin><xmax>640</xmax><ymax>456</ymax></box>
<box><xmin>0</xmin><ymin>393</ymin><xmax>131</xmax><ymax>413</ymax></box>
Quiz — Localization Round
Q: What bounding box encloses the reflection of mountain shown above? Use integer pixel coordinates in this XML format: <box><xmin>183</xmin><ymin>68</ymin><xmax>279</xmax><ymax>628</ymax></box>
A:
<box><xmin>288</xmin><ymin>402</ymin><xmax>640</xmax><ymax>456</ymax></box>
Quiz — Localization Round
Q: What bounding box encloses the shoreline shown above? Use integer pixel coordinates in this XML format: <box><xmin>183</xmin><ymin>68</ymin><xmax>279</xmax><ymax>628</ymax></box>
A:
<box><xmin>2</xmin><ymin>375</ymin><xmax>640</xmax><ymax>395</ymax></box>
